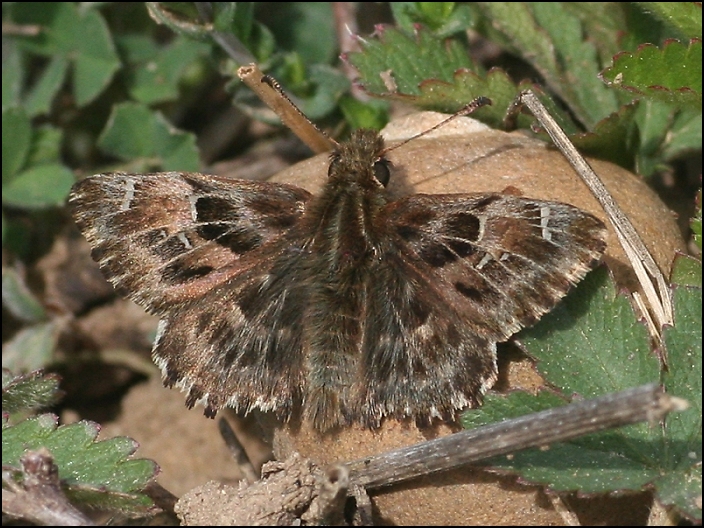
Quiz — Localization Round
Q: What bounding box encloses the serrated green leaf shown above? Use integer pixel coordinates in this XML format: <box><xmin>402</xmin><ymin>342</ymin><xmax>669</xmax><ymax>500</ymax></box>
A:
<box><xmin>568</xmin><ymin>101</ymin><xmax>640</xmax><ymax>168</ymax></box>
<box><xmin>519</xmin><ymin>267</ymin><xmax>659</xmax><ymax>398</ymax></box>
<box><xmin>348</xmin><ymin>27</ymin><xmax>555</xmax><ymax>130</ymax></box>
<box><xmin>601</xmin><ymin>39</ymin><xmax>702</xmax><ymax>110</ymax></box>
<box><xmin>2</xmin><ymin>107</ymin><xmax>32</xmax><ymax>184</ymax></box>
<box><xmin>476</xmin><ymin>2</ymin><xmax>620</xmax><ymax>128</ymax></box>
<box><xmin>347</xmin><ymin>25</ymin><xmax>474</xmax><ymax>97</ymax></box>
<box><xmin>656</xmin><ymin>272</ymin><xmax>702</xmax><ymax>520</ymax></box>
<box><xmin>2</xmin><ymin>164</ymin><xmax>75</xmax><ymax>209</ymax></box>
<box><xmin>2</xmin><ymin>369</ymin><xmax>61</xmax><ymax>414</ymax></box>
<box><xmin>1</xmin><ymin>320</ymin><xmax>63</xmax><ymax>372</ymax></box>
<box><xmin>98</xmin><ymin>103</ymin><xmax>200</xmax><ymax>172</ymax></box>
<box><xmin>2</xmin><ymin>415</ymin><xmax>158</xmax><ymax>512</ymax></box>
<box><xmin>2</xmin><ymin>267</ymin><xmax>47</xmax><ymax>323</ymax></box>
<box><xmin>635</xmin><ymin>2</ymin><xmax>703</xmax><ymax>39</ymax></box>
<box><xmin>461</xmin><ymin>268</ymin><xmax>668</xmax><ymax>493</ymax></box>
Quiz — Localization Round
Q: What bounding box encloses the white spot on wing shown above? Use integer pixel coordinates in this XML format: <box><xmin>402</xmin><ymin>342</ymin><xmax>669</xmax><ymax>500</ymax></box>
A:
<box><xmin>188</xmin><ymin>194</ymin><xmax>198</xmax><ymax>222</ymax></box>
<box><xmin>540</xmin><ymin>206</ymin><xmax>552</xmax><ymax>242</ymax></box>
<box><xmin>120</xmin><ymin>179</ymin><xmax>135</xmax><ymax>211</ymax></box>
<box><xmin>476</xmin><ymin>253</ymin><xmax>492</xmax><ymax>270</ymax></box>
<box><xmin>177</xmin><ymin>232</ymin><xmax>192</xmax><ymax>249</ymax></box>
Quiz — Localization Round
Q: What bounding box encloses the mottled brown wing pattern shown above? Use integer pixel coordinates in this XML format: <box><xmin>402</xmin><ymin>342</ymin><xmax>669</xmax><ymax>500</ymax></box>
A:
<box><xmin>385</xmin><ymin>193</ymin><xmax>607</xmax><ymax>342</ymax></box>
<box><xmin>68</xmin><ymin>172</ymin><xmax>311</xmax><ymax>315</ymax></box>
<box><xmin>350</xmin><ymin>193</ymin><xmax>606</xmax><ymax>426</ymax></box>
<box><xmin>356</xmin><ymin>249</ymin><xmax>499</xmax><ymax>427</ymax></box>
<box><xmin>151</xmin><ymin>242</ymin><xmax>312</xmax><ymax>419</ymax></box>
<box><xmin>69</xmin><ymin>171</ymin><xmax>313</xmax><ymax>418</ymax></box>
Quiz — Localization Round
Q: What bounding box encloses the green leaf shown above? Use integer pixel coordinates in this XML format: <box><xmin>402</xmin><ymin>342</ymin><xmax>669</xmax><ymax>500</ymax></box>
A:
<box><xmin>600</xmin><ymin>39</ymin><xmax>702</xmax><ymax>111</ymax></box>
<box><xmin>657</xmin><ymin>267</ymin><xmax>702</xmax><ymax>520</ymax></box>
<box><xmin>568</xmin><ymin>101</ymin><xmax>640</xmax><ymax>168</ymax></box>
<box><xmin>390</xmin><ymin>2</ymin><xmax>475</xmax><ymax>38</ymax></box>
<box><xmin>661</xmin><ymin>107</ymin><xmax>703</xmax><ymax>161</ymax></box>
<box><xmin>26</xmin><ymin>125</ymin><xmax>65</xmax><ymax>167</ymax></box>
<box><xmin>256</xmin><ymin>2</ymin><xmax>337</xmax><ymax>65</ymax></box>
<box><xmin>338</xmin><ymin>96</ymin><xmax>389</xmax><ymax>131</ymax></box>
<box><xmin>23</xmin><ymin>56</ymin><xmax>69</xmax><ymax>117</ymax></box>
<box><xmin>98</xmin><ymin>102</ymin><xmax>200</xmax><ymax>172</ymax></box>
<box><xmin>2</xmin><ymin>369</ymin><xmax>61</xmax><ymax>414</ymax></box>
<box><xmin>691</xmin><ymin>189</ymin><xmax>702</xmax><ymax>253</ymax></box>
<box><xmin>10</xmin><ymin>3</ymin><xmax>120</xmax><ymax>107</ymax></box>
<box><xmin>519</xmin><ymin>267</ymin><xmax>658</xmax><ymax>398</ymax></box>
<box><xmin>118</xmin><ymin>35</ymin><xmax>211</xmax><ymax>105</ymax></box>
<box><xmin>562</xmin><ymin>3</ymin><xmax>627</xmax><ymax>61</ymax></box>
<box><xmin>347</xmin><ymin>25</ymin><xmax>474</xmax><ymax>97</ymax></box>
<box><xmin>476</xmin><ymin>2</ymin><xmax>619</xmax><ymax>128</ymax></box>
<box><xmin>2</xmin><ymin>39</ymin><xmax>24</xmax><ymax>110</ymax></box>
<box><xmin>1</xmin><ymin>320</ymin><xmax>63</xmax><ymax>372</ymax></box>
<box><xmin>2</xmin><ymin>267</ymin><xmax>47</xmax><ymax>323</ymax></box>
<box><xmin>347</xmin><ymin>25</ymin><xmax>543</xmax><ymax>129</ymax></box>
<box><xmin>461</xmin><ymin>268</ymin><xmax>665</xmax><ymax>493</ymax></box>
<box><xmin>633</xmin><ymin>101</ymin><xmax>701</xmax><ymax>177</ymax></box>
<box><xmin>462</xmin><ymin>391</ymin><xmax>660</xmax><ymax>492</ymax></box>
<box><xmin>634</xmin><ymin>2</ymin><xmax>703</xmax><ymax>39</ymax></box>
<box><xmin>529</xmin><ymin>2</ymin><xmax>620</xmax><ymax>126</ymax></box>
<box><xmin>2</xmin><ymin>414</ymin><xmax>158</xmax><ymax>512</ymax></box>
<box><xmin>2</xmin><ymin>107</ymin><xmax>32</xmax><ymax>184</ymax></box>
<box><xmin>2</xmin><ymin>164</ymin><xmax>75</xmax><ymax>209</ymax></box>
<box><xmin>298</xmin><ymin>64</ymin><xmax>351</xmax><ymax>120</ymax></box>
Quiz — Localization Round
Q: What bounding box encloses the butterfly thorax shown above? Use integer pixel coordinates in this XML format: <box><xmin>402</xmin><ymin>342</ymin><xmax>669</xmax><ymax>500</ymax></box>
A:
<box><xmin>302</xmin><ymin>129</ymin><xmax>391</xmax><ymax>274</ymax></box>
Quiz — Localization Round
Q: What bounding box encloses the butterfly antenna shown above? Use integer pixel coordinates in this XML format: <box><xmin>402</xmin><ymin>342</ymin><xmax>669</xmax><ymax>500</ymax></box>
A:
<box><xmin>382</xmin><ymin>96</ymin><xmax>492</xmax><ymax>155</ymax></box>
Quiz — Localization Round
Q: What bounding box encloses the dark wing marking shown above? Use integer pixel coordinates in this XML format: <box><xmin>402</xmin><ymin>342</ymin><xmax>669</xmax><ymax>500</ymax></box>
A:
<box><xmin>384</xmin><ymin>193</ymin><xmax>607</xmax><ymax>341</ymax></box>
<box><xmin>68</xmin><ymin>172</ymin><xmax>311</xmax><ymax>314</ymax></box>
<box><xmin>151</xmin><ymin>241</ymin><xmax>312</xmax><ymax>420</ymax></box>
<box><xmin>352</xmin><ymin>193</ymin><xmax>606</xmax><ymax>425</ymax></box>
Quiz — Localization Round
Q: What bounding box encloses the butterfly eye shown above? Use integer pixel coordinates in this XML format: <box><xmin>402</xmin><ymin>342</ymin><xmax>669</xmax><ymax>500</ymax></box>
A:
<box><xmin>373</xmin><ymin>160</ymin><xmax>391</xmax><ymax>187</ymax></box>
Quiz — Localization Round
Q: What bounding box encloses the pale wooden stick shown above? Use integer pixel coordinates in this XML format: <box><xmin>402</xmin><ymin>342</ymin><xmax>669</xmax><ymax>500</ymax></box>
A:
<box><xmin>507</xmin><ymin>90</ymin><xmax>674</xmax><ymax>332</ymax></box>
<box><xmin>344</xmin><ymin>384</ymin><xmax>685</xmax><ymax>489</ymax></box>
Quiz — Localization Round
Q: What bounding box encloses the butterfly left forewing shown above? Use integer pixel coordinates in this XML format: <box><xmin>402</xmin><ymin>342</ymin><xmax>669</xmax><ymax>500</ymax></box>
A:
<box><xmin>69</xmin><ymin>171</ymin><xmax>314</xmax><ymax>419</ymax></box>
<box><xmin>68</xmin><ymin>172</ymin><xmax>311</xmax><ymax>314</ymax></box>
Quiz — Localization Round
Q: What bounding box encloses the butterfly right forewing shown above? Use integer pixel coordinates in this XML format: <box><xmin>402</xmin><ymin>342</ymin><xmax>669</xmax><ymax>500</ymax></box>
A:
<box><xmin>384</xmin><ymin>193</ymin><xmax>607</xmax><ymax>342</ymax></box>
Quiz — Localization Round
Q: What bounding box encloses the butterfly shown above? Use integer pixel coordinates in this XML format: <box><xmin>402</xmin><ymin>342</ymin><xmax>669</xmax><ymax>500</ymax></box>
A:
<box><xmin>68</xmin><ymin>126</ymin><xmax>607</xmax><ymax>432</ymax></box>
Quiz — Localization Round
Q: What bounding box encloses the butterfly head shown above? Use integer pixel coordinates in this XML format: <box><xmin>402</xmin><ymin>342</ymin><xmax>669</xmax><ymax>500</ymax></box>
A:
<box><xmin>328</xmin><ymin>129</ymin><xmax>391</xmax><ymax>189</ymax></box>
